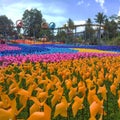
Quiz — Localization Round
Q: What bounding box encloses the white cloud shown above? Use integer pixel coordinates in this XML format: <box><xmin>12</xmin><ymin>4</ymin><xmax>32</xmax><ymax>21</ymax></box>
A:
<box><xmin>118</xmin><ymin>8</ymin><xmax>120</xmax><ymax>16</ymax></box>
<box><xmin>95</xmin><ymin>0</ymin><xmax>107</xmax><ymax>13</ymax></box>
<box><xmin>74</xmin><ymin>20</ymin><xmax>86</xmax><ymax>25</ymax></box>
<box><xmin>77</xmin><ymin>0</ymin><xmax>84</xmax><ymax>6</ymax></box>
<box><xmin>95</xmin><ymin>0</ymin><xmax>104</xmax><ymax>8</ymax></box>
<box><xmin>44</xmin><ymin>15</ymin><xmax>68</xmax><ymax>28</ymax></box>
<box><xmin>74</xmin><ymin>20</ymin><xmax>86</xmax><ymax>32</ymax></box>
<box><xmin>0</xmin><ymin>2</ymin><xmax>43</xmax><ymax>24</ymax></box>
<box><xmin>0</xmin><ymin>1</ymin><xmax>67</xmax><ymax>27</ymax></box>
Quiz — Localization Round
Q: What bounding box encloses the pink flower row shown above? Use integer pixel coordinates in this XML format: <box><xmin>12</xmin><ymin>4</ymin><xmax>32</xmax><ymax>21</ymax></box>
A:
<box><xmin>0</xmin><ymin>44</ymin><xmax>21</xmax><ymax>52</ymax></box>
<box><xmin>0</xmin><ymin>52</ymin><xmax>120</xmax><ymax>67</ymax></box>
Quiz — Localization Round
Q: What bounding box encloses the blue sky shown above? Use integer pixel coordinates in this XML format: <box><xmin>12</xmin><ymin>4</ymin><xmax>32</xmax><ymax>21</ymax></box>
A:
<box><xmin>0</xmin><ymin>0</ymin><xmax>120</xmax><ymax>28</ymax></box>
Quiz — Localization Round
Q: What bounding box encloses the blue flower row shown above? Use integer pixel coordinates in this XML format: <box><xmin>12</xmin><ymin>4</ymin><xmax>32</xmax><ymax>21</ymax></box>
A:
<box><xmin>0</xmin><ymin>44</ymin><xmax>78</xmax><ymax>56</ymax></box>
<box><xmin>0</xmin><ymin>44</ymin><xmax>120</xmax><ymax>56</ymax></box>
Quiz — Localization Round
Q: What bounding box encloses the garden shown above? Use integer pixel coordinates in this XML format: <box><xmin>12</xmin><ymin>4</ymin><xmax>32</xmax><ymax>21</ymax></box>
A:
<box><xmin>0</xmin><ymin>42</ymin><xmax>120</xmax><ymax>120</ymax></box>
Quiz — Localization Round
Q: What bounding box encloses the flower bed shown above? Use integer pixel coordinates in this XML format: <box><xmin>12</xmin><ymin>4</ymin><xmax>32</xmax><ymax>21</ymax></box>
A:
<box><xmin>0</xmin><ymin>43</ymin><xmax>120</xmax><ymax>120</ymax></box>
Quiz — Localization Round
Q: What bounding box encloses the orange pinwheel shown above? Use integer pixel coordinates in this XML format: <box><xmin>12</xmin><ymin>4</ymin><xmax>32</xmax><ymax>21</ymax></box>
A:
<box><xmin>17</xmin><ymin>88</ymin><xmax>31</xmax><ymax>97</ymax></box>
<box><xmin>28</xmin><ymin>103</ymin><xmax>51</xmax><ymax>120</ymax></box>
<box><xmin>97</xmin><ymin>85</ymin><xmax>107</xmax><ymax>100</ymax></box>
<box><xmin>87</xmin><ymin>88</ymin><xmax>96</xmax><ymax>105</ymax></box>
<box><xmin>72</xmin><ymin>96</ymin><xmax>84</xmax><ymax>117</ymax></box>
<box><xmin>96</xmin><ymin>78</ymin><xmax>104</xmax><ymax>87</ymax></box>
<box><xmin>110</xmin><ymin>84</ymin><xmax>116</xmax><ymax>96</ymax></box>
<box><xmin>37</xmin><ymin>91</ymin><xmax>48</xmax><ymax>103</ymax></box>
<box><xmin>51</xmin><ymin>87</ymin><xmax>63</xmax><ymax>107</ymax></box>
<box><xmin>89</xmin><ymin>99</ymin><xmax>104</xmax><ymax>120</ymax></box>
<box><xmin>0</xmin><ymin>108</ymin><xmax>16</xmax><ymax>120</ymax></box>
<box><xmin>86</xmin><ymin>79</ymin><xmax>94</xmax><ymax>90</ymax></box>
<box><xmin>72</xmin><ymin>76</ymin><xmax>77</xmax><ymax>85</ymax></box>
<box><xmin>29</xmin><ymin>96</ymin><xmax>44</xmax><ymax>115</ymax></box>
<box><xmin>69</xmin><ymin>87</ymin><xmax>77</xmax><ymax>101</ymax></box>
<box><xmin>54</xmin><ymin>96</ymin><xmax>70</xmax><ymax>118</ymax></box>
<box><xmin>0</xmin><ymin>93</ymin><xmax>11</xmax><ymax>109</ymax></box>
<box><xmin>65</xmin><ymin>79</ymin><xmax>72</xmax><ymax>90</ymax></box>
<box><xmin>77</xmin><ymin>81</ymin><xmax>86</xmax><ymax>97</ymax></box>
<box><xmin>0</xmin><ymin>96</ymin><xmax>17</xmax><ymax>120</ymax></box>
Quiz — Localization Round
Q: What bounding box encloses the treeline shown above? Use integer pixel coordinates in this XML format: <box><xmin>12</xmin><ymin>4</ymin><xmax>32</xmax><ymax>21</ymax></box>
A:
<box><xmin>0</xmin><ymin>8</ymin><xmax>120</xmax><ymax>45</ymax></box>
<box><xmin>57</xmin><ymin>13</ymin><xmax>120</xmax><ymax>45</ymax></box>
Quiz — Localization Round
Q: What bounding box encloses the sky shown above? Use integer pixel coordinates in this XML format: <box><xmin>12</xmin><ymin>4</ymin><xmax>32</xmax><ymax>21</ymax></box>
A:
<box><xmin>0</xmin><ymin>0</ymin><xmax>120</xmax><ymax>28</ymax></box>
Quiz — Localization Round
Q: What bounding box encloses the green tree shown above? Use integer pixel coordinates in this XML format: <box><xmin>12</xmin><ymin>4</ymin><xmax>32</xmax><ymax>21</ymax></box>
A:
<box><xmin>67</xmin><ymin>18</ymin><xmax>75</xmax><ymax>43</ymax></box>
<box><xmin>22</xmin><ymin>8</ymin><xmax>43</xmax><ymax>38</ymax></box>
<box><xmin>103</xmin><ymin>17</ymin><xmax>118</xmax><ymax>42</ymax></box>
<box><xmin>109</xmin><ymin>14</ymin><xmax>117</xmax><ymax>21</ymax></box>
<box><xmin>0</xmin><ymin>15</ymin><xmax>14</xmax><ymax>38</ymax></box>
<box><xmin>103</xmin><ymin>18</ymin><xmax>110</xmax><ymax>40</ymax></box>
<box><xmin>56</xmin><ymin>30</ymin><xmax>67</xmax><ymax>43</ymax></box>
<box><xmin>94</xmin><ymin>12</ymin><xmax>107</xmax><ymax>44</ymax></box>
<box><xmin>117</xmin><ymin>16</ymin><xmax>120</xmax><ymax>32</ymax></box>
<box><xmin>108</xmin><ymin>20</ymin><xmax>118</xmax><ymax>39</ymax></box>
<box><xmin>67</xmin><ymin>18</ymin><xmax>74</xmax><ymax>32</ymax></box>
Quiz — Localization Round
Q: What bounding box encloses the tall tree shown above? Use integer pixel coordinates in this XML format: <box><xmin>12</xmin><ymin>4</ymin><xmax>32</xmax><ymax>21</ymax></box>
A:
<box><xmin>117</xmin><ymin>16</ymin><xmax>120</xmax><ymax>30</ymax></box>
<box><xmin>56</xmin><ymin>30</ymin><xmax>67</xmax><ymax>43</ymax></box>
<box><xmin>0</xmin><ymin>15</ymin><xmax>14</xmax><ymax>38</ymax></box>
<box><xmin>67</xmin><ymin>18</ymin><xmax>74</xmax><ymax>32</ymax></box>
<box><xmin>94</xmin><ymin>12</ymin><xmax>107</xmax><ymax>43</ymax></box>
<box><xmin>22</xmin><ymin>8</ymin><xmax>43</xmax><ymax>38</ymax></box>
<box><xmin>104</xmin><ymin>18</ymin><xmax>118</xmax><ymax>39</ymax></box>
<box><xmin>67</xmin><ymin>18</ymin><xmax>74</xmax><ymax>43</ymax></box>
<box><xmin>109</xmin><ymin>14</ymin><xmax>117</xmax><ymax>21</ymax></box>
<box><xmin>103</xmin><ymin>18</ymin><xmax>110</xmax><ymax>40</ymax></box>
<box><xmin>109</xmin><ymin>20</ymin><xmax>118</xmax><ymax>39</ymax></box>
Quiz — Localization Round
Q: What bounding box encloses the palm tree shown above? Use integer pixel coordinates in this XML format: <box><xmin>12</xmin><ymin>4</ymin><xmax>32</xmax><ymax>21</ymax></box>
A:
<box><xmin>117</xmin><ymin>16</ymin><xmax>120</xmax><ymax>31</ymax></box>
<box><xmin>67</xmin><ymin>18</ymin><xmax>75</xmax><ymax>43</ymax></box>
<box><xmin>67</xmin><ymin>18</ymin><xmax>74</xmax><ymax>33</ymax></box>
<box><xmin>104</xmin><ymin>18</ymin><xmax>109</xmax><ymax>40</ymax></box>
<box><xmin>94</xmin><ymin>12</ymin><xmax>107</xmax><ymax>44</ymax></box>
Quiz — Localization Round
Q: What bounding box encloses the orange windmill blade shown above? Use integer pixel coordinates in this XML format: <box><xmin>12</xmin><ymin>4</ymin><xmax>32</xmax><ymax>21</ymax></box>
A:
<box><xmin>87</xmin><ymin>88</ymin><xmax>96</xmax><ymax>105</ymax></box>
<box><xmin>27</xmin><ymin>103</ymin><xmax>51</xmax><ymax>120</ymax></box>
<box><xmin>77</xmin><ymin>81</ymin><xmax>87</xmax><ymax>97</ymax></box>
<box><xmin>37</xmin><ymin>91</ymin><xmax>48</xmax><ymax>103</ymax></box>
<box><xmin>65</xmin><ymin>79</ymin><xmax>72</xmax><ymax>90</ymax></box>
<box><xmin>0</xmin><ymin>108</ymin><xmax>16</xmax><ymax>120</ymax></box>
<box><xmin>89</xmin><ymin>101</ymin><xmax>99</xmax><ymax>120</ymax></box>
<box><xmin>51</xmin><ymin>86</ymin><xmax>63</xmax><ymax>107</ymax></box>
<box><xmin>110</xmin><ymin>84</ymin><xmax>116</xmax><ymax>96</ymax></box>
<box><xmin>97</xmin><ymin>85</ymin><xmax>107</xmax><ymax>100</ymax></box>
<box><xmin>72</xmin><ymin>96</ymin><xmax>84</xmax><ymax>117</ymax></box>
<box><xmin>89</xmin><ymin>97</ymin><xmax>105</xmax><ymax>120</ymax></box>
<box><xmin>54</xmin><ymin>96</ymin><xmax>70</xmax><ymax>118</ymax></box>
<box><xmin>0</xmin><ymin>97</ymin><xmax>17</xmax><ymax>120</ymax></box>
<box><xmin>86</xmin><ymin>79</ymin><xmax>94</xmax><ymax>90</ymax></box>
<box><xmin>69</xmin><ymin>87</ymin><xmax>77</xmax><ymax>101</ymax></box>
<box><xmin>0</xmin><ymin>93</ymin><xmax>11</xmax><ymax>109</ymax></box>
